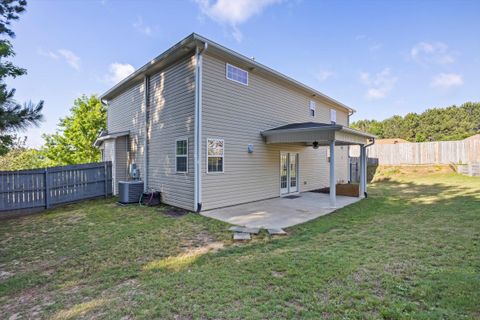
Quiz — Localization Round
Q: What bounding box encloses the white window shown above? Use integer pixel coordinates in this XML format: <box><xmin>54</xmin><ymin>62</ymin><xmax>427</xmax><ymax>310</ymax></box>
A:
<box><xmin>226</xmin><ymin>63</ymin><xmax>248</xmax><ymax>85</ymax></box>
<box><xmin>207</xmin><ymin>138</ymin><xmax>224</xmax><ymax>173</ymax></box>
<box><xmin>175</xmin><ymin>139</ymin><xmax>188</xmax><ymax>173</ymax></box>
<box><xmin>309</xmin><ymin>101</ymin><xmax>316</xmax><ymax>117</ymax></box>
<box><xmin>330</xmin><ymin>109</ymin><xmax>337</xmax><ymax>124</ymax></box>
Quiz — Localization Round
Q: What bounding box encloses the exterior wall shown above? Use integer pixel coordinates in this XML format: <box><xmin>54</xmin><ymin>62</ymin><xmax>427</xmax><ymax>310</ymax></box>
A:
<box><xmin>106</xmin><ymin>55</ymin><xmax>196</xmax><ymax>210</ymax></box>
<box><xmin>102</xmin><ymin>140</ymin><xmax>117</xmax><ymax>193</ymax></box>
<box><xmin>147</xmin><ymin>55</ymin><xmax>196</xmax><ymax>210</ymax></box>
<box><xmin>201</xmin><ymin>53</ymin><xmax>349</xmax><ymax>210</ymax></box>
<box><xmin>115</xmin><ymin>136</ymin><xmax>128</xmax><ymax>186</ymax></box>
<box><xmin>107</xmin><ymin>80</ymin><xmax>146</xmax><ymax>182</ymax></box>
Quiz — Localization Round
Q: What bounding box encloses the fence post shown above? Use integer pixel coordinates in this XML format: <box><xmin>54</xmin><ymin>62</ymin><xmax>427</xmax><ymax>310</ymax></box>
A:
<box><xmin>44</xmin><ymin>168</ymin><xmax>50</xmax><ymax>209</ymax></box>
<box><xmin>104</xmin><ymin>162</ymin><xmax>108</xmax><ymax>198</ymax></box>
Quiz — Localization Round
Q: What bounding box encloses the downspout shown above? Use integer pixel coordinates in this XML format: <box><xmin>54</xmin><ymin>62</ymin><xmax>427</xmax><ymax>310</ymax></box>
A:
<box><xmin>194</xmin><ymin>42</ymin><xmax>208</xmax><ymax>212</ymax></box>
<box><xmin>362</xmin><ymin>138</ymin><xmax>375</xmax><ymax>198</ymax></box>
<box><xmin>347</xmin><ymin>109</ymin><xmax>354</xmax><ymax>182</ymax></box>
<box><xmin>143</xmin><ymin>75</ymin><xmax>150</xmax><ymax>192</ymax></box>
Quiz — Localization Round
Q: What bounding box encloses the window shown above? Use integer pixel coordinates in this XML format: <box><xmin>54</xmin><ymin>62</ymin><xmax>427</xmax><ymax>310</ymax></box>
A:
<box><xmin>309</xmin><ymin>101</ymin><xmax>316</xmax><ymax>117</ymax></box>
<box><xmin>175</xmin><ymin>139</ymin><xmax>188</xmax><ymax>173</ymax></box>
<box><xmin>330</xmin><ymin>109</ymin><xmax>337</xmax><ymax>124</ymax></box>
<box><xmin>207</xmin><ymin>138</ymin><xmax>224</xmax><ymax>173</ymax></box>
<box><xmin>226</xmin><ymin>63</ymin><xmax>248</xmax><ymax>85</ymax></box>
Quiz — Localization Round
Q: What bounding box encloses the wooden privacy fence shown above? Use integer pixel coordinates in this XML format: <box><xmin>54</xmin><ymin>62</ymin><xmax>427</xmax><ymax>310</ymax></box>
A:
<box><xmin>350</xmin><ymin>139</ymin><xmax>480</xmax><ymax>165</ymax></box>
<box><xmin>0</xmin><ymin>162</ymin><xmax>112</xmax><ymax>217</ymax></box>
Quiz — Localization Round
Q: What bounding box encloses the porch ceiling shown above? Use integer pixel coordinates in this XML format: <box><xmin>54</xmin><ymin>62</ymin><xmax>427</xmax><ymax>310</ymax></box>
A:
<box><xmin>261</xmin><ymin>122</ymin><xmax>375</xmax><ymax>146</ymax></box>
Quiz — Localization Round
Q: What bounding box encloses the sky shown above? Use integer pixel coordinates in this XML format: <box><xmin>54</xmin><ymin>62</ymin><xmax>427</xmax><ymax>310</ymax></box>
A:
<box><xmin>9</xmin><ymin>0</ymin><xmax>480</xmax><ymax>148</ymax></box>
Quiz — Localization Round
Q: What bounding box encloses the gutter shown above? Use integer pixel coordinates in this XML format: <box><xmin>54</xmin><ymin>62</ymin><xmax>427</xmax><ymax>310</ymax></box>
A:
<box><xmin>194</xmin><ymin>42</ymin><xmax>208</xmax><ymax>212</ymax></box>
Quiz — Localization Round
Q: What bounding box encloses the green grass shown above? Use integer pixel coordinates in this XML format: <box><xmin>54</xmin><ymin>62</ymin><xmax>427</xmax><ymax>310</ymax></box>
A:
<box><xmin>1</xmin><ymin>171</ymin><xmax>479</xmax><ymax>319</ymax></box>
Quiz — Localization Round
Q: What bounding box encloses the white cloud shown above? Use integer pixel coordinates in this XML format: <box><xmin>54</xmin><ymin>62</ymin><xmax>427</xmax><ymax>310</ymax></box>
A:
<box><xmin>57</xmin><ymin>49</ymin><xmax>81</xmax><ymax>70</ymax></box>
<box><xmin>430</xmin><ymin>73</ymin><xmax>463</xmax><ymax>89</ymax></box>
<box><xmin>38</xmin><ymin>48</ymin><xmax>81</xmax><ymax>70</ymax></box>
<box><xmin>360</xmin><ymin>68</ymin><xmax>398</xmax><ymax>100</ymax></box>
<box><xmin>196</xmin><ymin>0</ymin><xmax>282</xmax><ymax>41</ymax></box>
<box><xmin>133</xmin><ymin>16</ymin><xmax>153</xmax><ymax>36</ymax></box>
<box><xmin>410</xmin><ymin>42</ymin><xmax>455</xmax><ymax>65</ymax></box>
<box><xmin>106</xmin><ymin>63</ymin><xmax>135</xmax><ymax>84</ymax></box>
<box><xmin>315</xmin><ymin>70</ymin><xmax>334</xmax><ymax>82</ymax></box>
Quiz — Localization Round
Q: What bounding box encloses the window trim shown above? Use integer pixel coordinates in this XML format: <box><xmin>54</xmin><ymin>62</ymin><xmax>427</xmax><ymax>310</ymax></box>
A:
<box><xmin>175</xmin><ymin>138</ymin><xmax>188</xmax><ymax>173</ymax></box>
<box><xmin>330</xmin><ymin>108</ymin><xmax>337</xmax><ymax>123</ymax></box>
<box><xmin>206</xmin><ymin>138</ymin><xmax>225</xmax><ymax>174</ymax></box>
<box><xmin>225</xmin><ymin>63</ymin><xmax>249</xmax><ymax>86</ymax></box>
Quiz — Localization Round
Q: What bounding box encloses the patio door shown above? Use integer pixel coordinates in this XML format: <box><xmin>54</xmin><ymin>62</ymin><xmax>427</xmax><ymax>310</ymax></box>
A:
<box><xmin>280</xmin><ymin>152</ymin><xmax>299</xmax><ymax>195</ymax></box>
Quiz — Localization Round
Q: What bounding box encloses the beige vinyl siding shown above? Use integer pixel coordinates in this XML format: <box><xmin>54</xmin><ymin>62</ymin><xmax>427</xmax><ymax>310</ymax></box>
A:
<box><xmin>102</xmin><ymin>140</ymin><xmax>117</xmax><ymax>194</ymax></box>
<box><xmin>106</xmin><ymin>55</ymin><xmax>196</xmax><ymax>210</ymax></box>
<box><xmin>201</xmin><ymin>54</ymin><xmax>349</xmax><ymax>210</ymax></box>
<box><xmin>147</xmin><ymin>55</ymin><xmax>196</xmax><ymax>210</ymax></box>
<box><xmin>107</xmin><ymin>81</ymin><xmax>146</xmax><ymax>182</ymax></box>
<box><xmin>115</xmin><ymin>136</ymin><xmax>128</xmax><ymax>188</ymax></box>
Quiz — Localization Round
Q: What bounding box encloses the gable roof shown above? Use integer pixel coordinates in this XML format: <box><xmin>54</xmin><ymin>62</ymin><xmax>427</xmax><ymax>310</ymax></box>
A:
<box><xmin>100</xmin><ymin>33</ymin><xmax>355</xmax><ymax>114</ymax></box>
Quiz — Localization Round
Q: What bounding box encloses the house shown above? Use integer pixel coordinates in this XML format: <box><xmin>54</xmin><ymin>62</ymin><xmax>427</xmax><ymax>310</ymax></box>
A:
<box><xmin>96</xmin><ymin>33</ymin><xmax>375</xmax><ymax>212</ymax></box>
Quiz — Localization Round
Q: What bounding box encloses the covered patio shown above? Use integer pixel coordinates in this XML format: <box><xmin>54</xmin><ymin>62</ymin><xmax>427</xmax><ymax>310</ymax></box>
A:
<box><xmin>202</xmin><ymin>122</ymin><xmax>375</xmax><ymax>229</ymax></box>
<box><xmin>262</xmin><ymin>122</ymin><xmax>375</xmax><ymax>208</ymax></box>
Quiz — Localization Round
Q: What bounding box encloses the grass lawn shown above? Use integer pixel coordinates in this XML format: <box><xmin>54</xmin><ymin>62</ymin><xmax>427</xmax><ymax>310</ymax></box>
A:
<box><xmin>1</xmin><ymin>169</ymin><xmax>479</xmax><ymax>319</ymax></box>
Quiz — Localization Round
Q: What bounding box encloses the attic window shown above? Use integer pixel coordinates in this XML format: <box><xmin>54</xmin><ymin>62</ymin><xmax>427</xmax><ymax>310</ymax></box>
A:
<box><xmin>309</xmin><ymin>101</ymin><xmax>316</xmax><ymax>117</ymax></box>
<box><xmin>330</xmin><ymin>109</ymin><xmax>337</xmax><ymax>124</ymax></box>
<box><xmin>226</xmin><ymin>63</ymin><xmax>248</xmax><ymax>85</ymax></box>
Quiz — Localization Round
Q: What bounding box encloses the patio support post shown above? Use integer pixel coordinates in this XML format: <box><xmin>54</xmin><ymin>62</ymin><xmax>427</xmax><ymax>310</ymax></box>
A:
<box><xmin>359</xmin><ymin>145</ymin><xmax>365</xmax><ymax>198</ymax></box>
<box><xmin>329</xmin><ymin>140</ymin><xmax>336</xmax><ymax>208</ymax></box>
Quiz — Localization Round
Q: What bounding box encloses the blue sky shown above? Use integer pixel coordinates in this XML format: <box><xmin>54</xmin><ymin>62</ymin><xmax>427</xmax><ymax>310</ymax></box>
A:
<box><xmin>10</xmin><ymin>0</ymin><xmax>480</xmax><ymax>147</ymax></box>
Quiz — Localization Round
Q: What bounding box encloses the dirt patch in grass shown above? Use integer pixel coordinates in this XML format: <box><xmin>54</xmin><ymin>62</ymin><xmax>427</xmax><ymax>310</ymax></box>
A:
<box><xmin>163</xmin><ymin>207</ymin><xmax>189</xmax><ymax>218</ymax></box>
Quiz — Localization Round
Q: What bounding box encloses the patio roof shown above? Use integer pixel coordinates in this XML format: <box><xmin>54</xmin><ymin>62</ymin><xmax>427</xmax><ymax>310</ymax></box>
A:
<box><xmin>93</xmin><ymin>130</ymin><xmax>130</xmax><ymax>147</ymax></box>
<box><xmin>261</xmin><ymin>122</ymin><xmax>375</xmax><ymax>146</ymax></box>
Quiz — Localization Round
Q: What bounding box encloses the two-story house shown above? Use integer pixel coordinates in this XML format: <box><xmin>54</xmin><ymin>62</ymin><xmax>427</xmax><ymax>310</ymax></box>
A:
<box><xmin>96</xmin><ymin>33</ymin><xmax>374</xmax><ymax>212</ymax></box>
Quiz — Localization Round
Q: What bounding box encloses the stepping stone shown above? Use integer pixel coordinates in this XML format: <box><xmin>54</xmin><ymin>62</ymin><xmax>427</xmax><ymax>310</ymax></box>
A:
<box><xmin>228</xmin><ymin>226</ymin><xmax>260</xmax><ymax>234</ymax></box>
<box><xmin>233</xmin><ymin>232</ymin><xmax>251</xmax><ymax>241</ymax></box>
<box><xmin>267</xmin><ymin>228</ymin><xmax>287</xmax><ymax>235</ymax></box>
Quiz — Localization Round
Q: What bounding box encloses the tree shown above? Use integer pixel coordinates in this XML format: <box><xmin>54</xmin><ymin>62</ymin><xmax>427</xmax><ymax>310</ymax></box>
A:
<box><xmin>0</xmin><ymin>0</ymin><xmax>44</xmax><ymax>155</ymax></box>
<box><xmin>0</xmin><ymin>137</ymin><xmax>48</xmax><ymax>170</ymax></box>
<box><xmin>351</xmin><ymin>102</ymin><xmax>480</xmax><ymax>142</ymax></box>
<box><xmin>42</xmin><ymin>95</ymin><xmax>106</xmax><ymax>165</ymax></box>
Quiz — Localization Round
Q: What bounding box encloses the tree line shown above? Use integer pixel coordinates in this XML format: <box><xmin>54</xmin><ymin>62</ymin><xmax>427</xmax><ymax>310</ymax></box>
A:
<box><xmin>351</xmin><ymin>102</ymin><xmax>480</xmax><ymax>142</ymax></box>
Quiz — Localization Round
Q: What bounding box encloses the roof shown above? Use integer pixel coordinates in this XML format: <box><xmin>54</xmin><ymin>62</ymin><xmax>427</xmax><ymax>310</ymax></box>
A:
<box><xmin>261</xmin><ymin>122</ymin><xmax>376</xmax><ymax>139</ymax></box>
<box><xmin>93</xmin><ymin>130</ymin><xmax>129</xmax><ymax>147</ymax></box>
<box><xmin>375</xmin><ymin>138</ymin><xmax>410</xmax><ymax>144</ymax></box>
<box><xmin>100</xmin><ymin>33</ymin><xmax>355</xmax><ymax>114</ymax></box>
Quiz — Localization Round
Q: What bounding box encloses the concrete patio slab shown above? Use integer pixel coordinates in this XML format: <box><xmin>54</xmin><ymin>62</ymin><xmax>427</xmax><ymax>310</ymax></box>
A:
<box><xmin>202</xmin><ymin>192</ymin><xmax>361</xmax><ymax>229</ymax></box>
<box><xmin>233</xmin><ymin>232</ymin><xmax>251</xmax><ymax>241</ymax></box>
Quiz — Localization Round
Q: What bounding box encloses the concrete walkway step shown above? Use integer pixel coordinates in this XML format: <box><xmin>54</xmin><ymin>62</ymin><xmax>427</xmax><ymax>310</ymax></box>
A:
<box><xmin>233</xmin><ymin>232</ymin><xmax>251</xmax><ymax>241</ymax></box>
<box><xmin>267</xmin><ymin>228</ymin><xmax>287</xmax><ymax>235</ymax></box>
<box><xmin>228</xmin><ymin>226</ymin><xmax>260</xmax><ymax>234</ymax></box>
